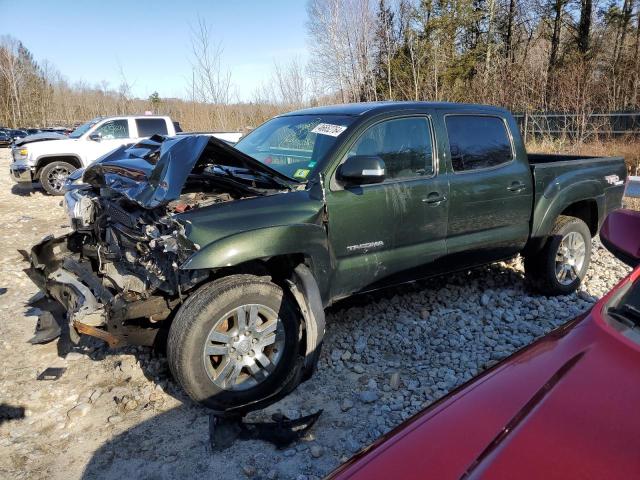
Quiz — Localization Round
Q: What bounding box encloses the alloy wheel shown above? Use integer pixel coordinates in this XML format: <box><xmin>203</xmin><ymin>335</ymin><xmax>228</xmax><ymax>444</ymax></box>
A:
<box><xmin>555</xmin><ymin>231</ymin><xmax>586</xmax><ymax>285</ymax></box>
<box><xmin>46</xmin><ymin>166</ymin><xmax>70</xmax><ymax>192</ymax></box>
<box><xmin>202</xmin><ymin>304</ymin><xmax>285</xmax><ymax>391</ymax></box>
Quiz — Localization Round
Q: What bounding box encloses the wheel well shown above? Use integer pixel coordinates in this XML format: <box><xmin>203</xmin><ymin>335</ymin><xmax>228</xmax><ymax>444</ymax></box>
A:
<box><xmin>561</xmin><ymin>200</ymin><xmax>598</xmax><ymax>236</ymax></box>
<box><xmin>210</xmin><ymin>254</ymin><xmax>307</xmax><ymax>282</ymax></box>
<box><xmin>35</xmin><ymin>156</ymin><xmax>82</xmax><ymax>179</ymax></box>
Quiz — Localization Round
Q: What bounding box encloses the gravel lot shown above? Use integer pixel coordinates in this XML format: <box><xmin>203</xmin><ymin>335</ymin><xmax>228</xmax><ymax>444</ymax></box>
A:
<box><xmin>0</xmin><ymin>147</ymin><xmax>632</xmax><ymax>480</ymax></box>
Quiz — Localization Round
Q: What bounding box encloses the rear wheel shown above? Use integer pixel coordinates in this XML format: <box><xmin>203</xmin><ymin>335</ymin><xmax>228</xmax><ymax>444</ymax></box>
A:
<box><xmin>167</xmin><ymin>275</ymin><xmax>301</xmax><ymax>411</ymax></box>
<box><xmin>39</xmin><ymin>161</ymin><xmax>75</xmax><ymax>196</ymax></box>
<box><xmin>524</xmin><ymin>215</ymin><xmax>592</xmax><ymax>296</ymax></box>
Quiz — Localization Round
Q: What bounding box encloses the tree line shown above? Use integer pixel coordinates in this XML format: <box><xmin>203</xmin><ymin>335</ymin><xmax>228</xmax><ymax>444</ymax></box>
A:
<box><xmin>1</xmin><ymin>1</ymin><xmax>639</xmax><ymax>133</ymax></box>
<box><xmin>307</xmin><ymin>0</ymin><xmax>640</xmax><ymax>114</ymax></box>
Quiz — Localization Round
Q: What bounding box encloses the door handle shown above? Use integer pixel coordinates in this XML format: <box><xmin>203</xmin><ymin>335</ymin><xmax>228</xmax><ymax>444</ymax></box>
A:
<box><xmin>507</xmin><ymin>181</ymin><xmax>526</xmax><ymax>192</ymax></box>
<box><xmin>422</xmin><ymin>192</ymin><xmax>447</xmax><ymax>205</ymax></box>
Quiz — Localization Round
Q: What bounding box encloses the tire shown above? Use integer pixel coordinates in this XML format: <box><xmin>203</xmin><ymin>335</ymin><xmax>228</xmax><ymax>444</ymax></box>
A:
<box><xmin>167</xmin><ymin>274</ymin><xmax>301</xmax><ymax>411</ymax></box>
<box><xmin>39</xmin><ymin>161</ymin><xmax>76</xmax><ymax>196</ymax></box>
<box><xmin>524</xmin><ymin>215</ymin><xmax>592</xmax><ymax>296</ymax></box>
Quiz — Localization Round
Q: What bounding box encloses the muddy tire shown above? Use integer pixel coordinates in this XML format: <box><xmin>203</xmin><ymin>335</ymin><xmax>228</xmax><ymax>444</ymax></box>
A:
<box><xmin>167</xmin><ymin>275</ymin><xmax>301</xmax><ymax>411</ymax></box>
<box><xmin>39</xmin><ymin>161</ymin><xmax>75</xmax><ymax>196</ymax></box>
<box><xmin>524</xmin><ymin>215</ymin><xmax>592</xmax><ymax>296</ymax></box>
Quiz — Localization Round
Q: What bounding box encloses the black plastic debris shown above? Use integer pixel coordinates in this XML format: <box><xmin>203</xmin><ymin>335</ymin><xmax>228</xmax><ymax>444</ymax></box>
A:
<box><xmin>0</xmin><ymin>404</ymin><xmax>25</xmax><ymax>425</ymax></box>
<box><xmin>28</xmin><ymin>311</ymin><xmax>62</xmax><ymax>344</ymax></box>
<box><xmin>209</xmin><ymin>410</ymin><xmax>323</xmax><ymax>451</ymax></box>
<box><xmin>37</xmin><ymin>367</ymin><xmax>66</xmax><ymax>381</ymax></box>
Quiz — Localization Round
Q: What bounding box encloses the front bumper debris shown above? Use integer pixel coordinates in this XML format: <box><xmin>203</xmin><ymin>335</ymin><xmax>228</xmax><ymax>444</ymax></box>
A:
<box><xmin>28</xmin><ymin>311</ymin><xmax>62</xmax><ymax>344</ymax></box>
<box><xmin>26</xmin><ymin>234</ymin><xmax>163</xmax><ymax>348</ymax></box>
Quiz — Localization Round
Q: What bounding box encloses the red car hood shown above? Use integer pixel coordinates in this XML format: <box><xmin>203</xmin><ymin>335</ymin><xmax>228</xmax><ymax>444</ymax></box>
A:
<box><xmin>330</xmin><ymin>268</ymin><xmax>640</xmax><ymax>480</ymax></box>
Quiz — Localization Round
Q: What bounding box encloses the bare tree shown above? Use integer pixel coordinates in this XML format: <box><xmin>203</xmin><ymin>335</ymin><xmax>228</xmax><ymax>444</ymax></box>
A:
<box><xmin>0</xmin><ymin>36</ymin><xmax>24</xmax><ymax>126</ymax></box>
<box><xmin>272</xmin><ymin>56</ymin><xmax>309</xmax><ymax>106</ymax></box>
<box><xmin>307</xmin><ymin>0</ymin><xmax>376</xmax><ymax>102</ymax></box>
<box><xmin>189</xmin><ymin>17</ymin><xmax>233</xmax><ymax>128</ymax></box>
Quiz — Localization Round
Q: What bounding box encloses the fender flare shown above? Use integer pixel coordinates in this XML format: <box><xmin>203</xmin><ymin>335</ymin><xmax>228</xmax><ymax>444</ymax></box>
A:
<box><xmin>34</xmin><ymin>154</ymin><xmax>83</xmax><ymax>175</ymax></box>
<box><xmin>181</xmin><ymin>224</ymin><xmax>333</xmax><ymax>298</ymax></box>
<box><xmin>532</xmin><ymin>179</ymin><xmax>603</xmax><ymax>238</ymax></box>
<box><xmin>287</xmin><ymin>263</ymin><xmax>326</xmax><ymax>381</ymax></box>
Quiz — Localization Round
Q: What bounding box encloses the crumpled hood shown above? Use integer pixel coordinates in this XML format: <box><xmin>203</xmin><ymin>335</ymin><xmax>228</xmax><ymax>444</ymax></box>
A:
<box><xmin>83</xmin><ymin>134</ymin><xmax>294</xmax><ymax>209</ymax></box>
<box><xmin>15</xmin><ymin>132</ymin><xmax>67</xmax><ymax>146</ymax></box>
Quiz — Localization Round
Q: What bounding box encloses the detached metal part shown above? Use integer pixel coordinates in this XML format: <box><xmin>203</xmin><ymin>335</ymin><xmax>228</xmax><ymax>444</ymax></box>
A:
<box><xmin>26</xmin><ymin>234</ymin><xmax>170</xmax><ymax>348</ymax></box>
<box><xmin>28</xmin><ymin>311</ymin><xmax>62</xmax><ymax>344</ymax></box>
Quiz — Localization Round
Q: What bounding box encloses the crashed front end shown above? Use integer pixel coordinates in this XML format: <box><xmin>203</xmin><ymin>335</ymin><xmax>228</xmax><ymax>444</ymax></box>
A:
<box><xmin>27</xmin><ymin>196</ymin><xmax>206</xmax><ymax>347</ymax></box>
<box><xmin>25</xmin><ymin>134</ymin><xmax>291</xmax><ymax>347</ymax></box>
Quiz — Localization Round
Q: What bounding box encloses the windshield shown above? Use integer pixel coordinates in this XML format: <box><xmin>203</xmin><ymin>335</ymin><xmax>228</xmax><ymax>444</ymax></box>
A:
<box><xmin>234</xmin><ymin>114</ymin><xmax>354</xmax><ymax>181</ymax></box>
<box><xmin>69</xmin><ymin>118</ymin><xmax>101</xmax><ymax>139</ymax></box>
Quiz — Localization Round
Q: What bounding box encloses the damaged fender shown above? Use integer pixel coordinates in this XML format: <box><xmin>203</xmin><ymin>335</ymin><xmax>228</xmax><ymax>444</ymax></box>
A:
<box><xmin>181</xmin><ymin>223</ymin><xmax>333</xmax><ymax>299</ymax></box>
<box><xmin>180</xmin><ymin>225</ymin><xmax>330</xmax><ymax>379</ymax></box>
<box><xmin>288</xmin><ymin>264</ymin><xmax>326</xmax><ymax>380</ymax></box>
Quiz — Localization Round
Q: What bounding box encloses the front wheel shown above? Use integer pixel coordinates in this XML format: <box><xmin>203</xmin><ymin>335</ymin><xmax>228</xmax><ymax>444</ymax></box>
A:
<box><xmin>39</xmin><ymin>161</ymin><xmax>75</xmax><ymax>196</ymax></box>
<box><xmin>167</xmin><ymin>275</ymin><xmax>301</xmax><ymax>411</ymax></box>
<box><xmin>524</xmin><ymin>215</ymin><xmax>592</xmax><ymax>296</ymax></box>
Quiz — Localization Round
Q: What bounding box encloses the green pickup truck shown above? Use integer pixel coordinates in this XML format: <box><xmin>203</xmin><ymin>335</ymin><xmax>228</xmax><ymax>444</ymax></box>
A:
<box><xmin>28</xmin><ymin>102</ymin><xmax>627</xmax><ymax>412</ymax></box>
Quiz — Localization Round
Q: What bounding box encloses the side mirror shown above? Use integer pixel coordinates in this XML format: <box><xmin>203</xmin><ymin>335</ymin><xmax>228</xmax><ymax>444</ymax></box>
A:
<box><xmin>337</xmin><ymin>155</ymin><xmax>385</xmax><ymax>185</ymax></box>
<box><xmin>600</xmin><ymin>209</ymin><xmax>640</xmax><ymax>267</ymax></box>
<box><xmin>88</xmin><ymin>132</ymin><xmax>102</xmax><ymax>142</ymax></box>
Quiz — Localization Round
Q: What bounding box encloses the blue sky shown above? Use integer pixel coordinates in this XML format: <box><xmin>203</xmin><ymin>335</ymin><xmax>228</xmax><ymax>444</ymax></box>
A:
<box><xmin>1</xmin><ymin>0</ymin><xmax>309</xmax><ymax>101</ymax></box>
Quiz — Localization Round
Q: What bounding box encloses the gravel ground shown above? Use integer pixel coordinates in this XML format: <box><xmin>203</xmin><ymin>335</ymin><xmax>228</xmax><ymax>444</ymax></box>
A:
<box><xmin>0</xmin><ymin>147</ymin><xmax>632</xmax><ymax>480</ymax></box>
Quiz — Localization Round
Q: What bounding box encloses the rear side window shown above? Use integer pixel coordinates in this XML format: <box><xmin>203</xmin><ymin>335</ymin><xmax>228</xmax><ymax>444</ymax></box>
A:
<box><xmin>136</xmin><ymin>118</ymin><xmax>168</xmax><ymax>137</ymax></box>
<box><xmin>446</xmin><ymin>115</ymin><xmax>513</xmax><ymax>172</ymax></box>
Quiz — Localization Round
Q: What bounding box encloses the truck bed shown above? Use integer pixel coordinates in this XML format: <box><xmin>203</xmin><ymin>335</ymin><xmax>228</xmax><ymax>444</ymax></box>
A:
<box><xmin>527</xmin><ymin>153</ymin><xmax>627</xmax><ymax>238</ymax></box>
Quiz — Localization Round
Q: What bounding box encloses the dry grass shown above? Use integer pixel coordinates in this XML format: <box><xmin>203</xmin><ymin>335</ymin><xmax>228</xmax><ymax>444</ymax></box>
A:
<box><xmin>526</xmin><ymin>137</ymin><xmax>640</xmax><ymax>175</ymax></box>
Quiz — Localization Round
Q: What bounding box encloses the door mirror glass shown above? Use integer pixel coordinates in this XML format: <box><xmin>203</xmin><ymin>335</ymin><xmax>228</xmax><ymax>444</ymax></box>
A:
<box><xmin>338</xmin><ymin>155</ymin><xmax>386</xmax><ymax>185</ymax></box>
<box><xmin>88</xmin><ymin>132</ymin><xmax>102</xmax><ymax>142</ymax></box>
<box><xmin>601</xmin><ymin>209</ymin><xmax>640</xmax><ymax>267</ymax></box>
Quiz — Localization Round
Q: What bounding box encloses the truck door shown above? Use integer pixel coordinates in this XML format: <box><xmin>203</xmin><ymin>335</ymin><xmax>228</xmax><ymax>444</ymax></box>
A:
<box><xmin>443</xmin><ymin>113</ymin><xmax>533</xmax><ymax>261</ymax></box>
<box><xmin>85</xmin><ymin>119</ymin><xmax>133</xmax><ymax>163</ymax></box>
<box><xmin>326</xmin><ymin>115</ymin><xmax>449</xmax><ymax>298</ymax></box>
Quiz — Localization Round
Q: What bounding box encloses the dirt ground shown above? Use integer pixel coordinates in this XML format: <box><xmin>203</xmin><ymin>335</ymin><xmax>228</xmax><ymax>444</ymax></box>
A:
<box><xmin>0</xmin><ymin>147</ymin><xmax>633</xmax><ymax>480</ymax></box>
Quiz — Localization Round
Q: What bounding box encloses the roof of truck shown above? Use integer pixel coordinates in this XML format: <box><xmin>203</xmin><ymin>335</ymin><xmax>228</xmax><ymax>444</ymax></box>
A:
<box><xmin>282</xmin><ymin>101</ymin><xmax>510</xmax><ymax>117</ymax></box>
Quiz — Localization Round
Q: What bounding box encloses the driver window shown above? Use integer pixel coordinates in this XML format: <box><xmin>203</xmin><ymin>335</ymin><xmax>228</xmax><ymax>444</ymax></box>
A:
<box><xmin>347</xmin><ymin>117</ymin><xmax>434</xmax><ymax>180</ymax></box>
<box><xmin>95</xmin><ymin>120</ymin><xmax>129</xmax><ymax>139</ymax></box>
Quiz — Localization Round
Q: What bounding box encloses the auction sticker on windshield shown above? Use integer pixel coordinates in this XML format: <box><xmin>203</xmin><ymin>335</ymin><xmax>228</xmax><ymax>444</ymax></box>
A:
<box><xmin>311</xmin><ymin>123</ymin><xmax>347</xmax><ymax>137</ymax></box>
<box><xmin>293</xmin><ymin>168</ymin><xmax>310</xmax><ymax>179</ymax></box>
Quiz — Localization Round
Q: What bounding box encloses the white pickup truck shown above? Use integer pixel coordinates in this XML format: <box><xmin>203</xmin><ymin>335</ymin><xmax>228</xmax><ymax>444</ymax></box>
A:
<box><xmin>10</xmin><ymin>115</ymin><xmax>177</xmax><ymax>195</ymax></box>
<box><xmin>9</xmin><ymin>115</ymin><xmax>242</xmax><ymax>195</ymax></box>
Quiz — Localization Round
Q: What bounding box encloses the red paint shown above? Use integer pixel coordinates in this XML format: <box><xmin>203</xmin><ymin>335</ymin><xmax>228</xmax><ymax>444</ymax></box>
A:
<box><xmin>600</xmin><ymin>209</ymin><xmax>640</xmax><ymax>266</ymax></box>
<box><xmin>329</xmin><ymin>268</ymin><xmax>640</xmax><ymax>480</ymax></box>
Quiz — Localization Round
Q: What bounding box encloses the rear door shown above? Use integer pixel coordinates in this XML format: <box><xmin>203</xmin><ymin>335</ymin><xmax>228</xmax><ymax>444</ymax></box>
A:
<box><xmin>326</xmin><ymin>114</ymin><xmax>449</xmax><ymax>298</ymax></box>
<box><xmin>443</xmin><ymin>113</ymin><xmax>532</xmax><ymax>260</ymax></box>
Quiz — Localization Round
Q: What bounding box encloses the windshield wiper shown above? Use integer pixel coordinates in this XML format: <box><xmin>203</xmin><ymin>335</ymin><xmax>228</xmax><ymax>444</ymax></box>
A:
<box><xmin>215</xmin><ymin>165</ymin><xmax>295</xmax><ymax>191</ymax></box>
<box><xmin>251</xmin><ymin>170</ymin><xmax>297</xmax><ymax>190</ymax></box>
